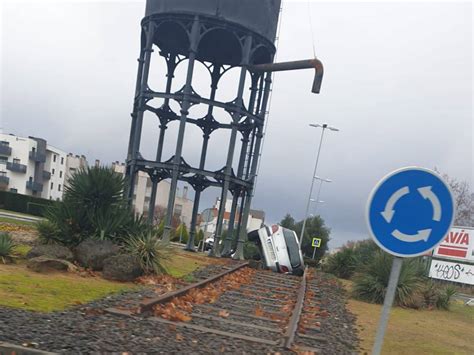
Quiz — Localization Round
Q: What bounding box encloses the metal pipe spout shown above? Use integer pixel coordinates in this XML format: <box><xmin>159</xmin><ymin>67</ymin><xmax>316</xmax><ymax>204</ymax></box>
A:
<box><xmin>248</xmin><ymin>58</ymin><xmax>324</xmax><ymax>94</ymax></box>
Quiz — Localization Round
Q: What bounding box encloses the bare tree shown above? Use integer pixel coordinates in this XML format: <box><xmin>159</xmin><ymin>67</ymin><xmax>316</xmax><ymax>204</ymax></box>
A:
<box><xmin>435</xmin><ymin>168</ymin><xmax>473</xmax><ymax>226</ymax></box>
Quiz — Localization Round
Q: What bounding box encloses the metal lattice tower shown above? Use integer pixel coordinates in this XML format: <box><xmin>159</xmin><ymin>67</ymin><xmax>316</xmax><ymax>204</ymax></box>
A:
<box><xmin>125</xmin><ymin>0</ymin><xmax>281</xmax><ymax>259</ymax></box>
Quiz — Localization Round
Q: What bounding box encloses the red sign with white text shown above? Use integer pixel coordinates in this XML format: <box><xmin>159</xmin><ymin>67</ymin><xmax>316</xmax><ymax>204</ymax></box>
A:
<box><xmin>432</xmin><ymin>226</ymin><xmax>474</xmax><ymax>262</ymax></box>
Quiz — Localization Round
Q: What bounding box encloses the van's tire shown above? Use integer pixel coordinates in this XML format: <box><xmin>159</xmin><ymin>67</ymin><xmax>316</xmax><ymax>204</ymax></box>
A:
<box><xmin>247</xmin><ymin>230</ymin><xmax>259</xmax><ymax>242</ymax></box>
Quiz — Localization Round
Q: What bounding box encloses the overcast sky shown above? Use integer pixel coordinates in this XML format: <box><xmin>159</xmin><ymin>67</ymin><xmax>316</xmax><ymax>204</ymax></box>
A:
<box><xmin>1</xmin><ymin>1</ymin><xmax>472</xmax><ymax>247</ymax></box>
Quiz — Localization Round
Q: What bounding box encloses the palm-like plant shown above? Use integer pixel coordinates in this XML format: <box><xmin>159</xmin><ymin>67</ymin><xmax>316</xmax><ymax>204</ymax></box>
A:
<box><xmin>125</xmin><ymin>231</ymin><xmax>171</xmax><ymax>274</ymax></box>
<box><xmin>353</xmin><ymin>251</ymin><xmax>426</xmax><ymax>307</ymax></box>
<box><xmin>65</xmin><ymin>166</ymin><xmax>125</xmax><ymax>213</ymax></box>
<box><xmin>38</xmin><ymin>166</ymin><xmax>142</xmax><ymax>246</ymax></box>
<box><xmin>0</xmin><ymin>232</ymin><xmax>16</xmax><ymax>264</ymax></box>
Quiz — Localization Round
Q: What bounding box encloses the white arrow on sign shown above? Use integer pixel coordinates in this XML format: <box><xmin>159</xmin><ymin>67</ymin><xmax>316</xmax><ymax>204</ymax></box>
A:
<box><xmin>381</xmin><ymin>186</ymin><xmax>409</xmax><ymax>223</ymax></box>
<box><xmin>418</xmin><ymin>186</ymin><xmax>441</xmax><ymax>222</ymax></box>
<box><xmin>392</xmin><ymin>228</ymin><xmax>431</xmax><ymax>242</ymax></box>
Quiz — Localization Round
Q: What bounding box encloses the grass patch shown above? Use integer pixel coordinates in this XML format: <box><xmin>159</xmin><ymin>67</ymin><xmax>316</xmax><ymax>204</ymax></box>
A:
<box><xmin>0</xmin><ymin>264</ymin><xmax>137</xmax><ymax>312</ymax></box>
<box><xmin>163</xmin><ymin>249</ymin><xmax>216</xmax><ymax>278</ymax></box>
<box><xmin>13</xmin><ymin>244</ymin><xmax>32</xmax><ymax>258</ymax></box>
<box><xmin>0</xmin><ymin>217</ymin><xmax>36</xmax><ymax>228</ymax></box>
<box><xmin>342</xmin><ymin>279</ymin><xmax>474</xmax><ymax>354</ymax></box>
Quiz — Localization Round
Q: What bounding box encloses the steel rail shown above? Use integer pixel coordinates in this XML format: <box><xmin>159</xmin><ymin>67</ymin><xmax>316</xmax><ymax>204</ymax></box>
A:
<box><xmin>140</xmin><ymin>261</ymin><xmax>248</xmax><ymax>312</ymax></box>
<box><xmin>105</xmin><ymin>261</ymin><xmax>249</xmax><ymax>316</ymax></box>
<box><xmin>283</xmin><ymin>267</ymin><xmax>308</xmax><ymax>349</ymax></box>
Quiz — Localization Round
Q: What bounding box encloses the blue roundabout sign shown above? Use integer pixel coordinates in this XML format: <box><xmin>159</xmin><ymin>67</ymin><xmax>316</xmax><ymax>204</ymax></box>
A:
<box><xmin>367</xmin><ymin>167</ymin><xmax>455</xmax><ymax>257</ymax></box>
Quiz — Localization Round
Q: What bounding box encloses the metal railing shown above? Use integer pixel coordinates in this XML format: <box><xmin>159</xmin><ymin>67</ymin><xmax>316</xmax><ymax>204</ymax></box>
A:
<box><xmin>6</xmin><ymin>162</ymin><xmax>27</xmax><ymax>173</ymax></box>
<box><xmin>26</xmin><ymin>180</ymin><xmax>43</xmax><ymax>192</ymax></box>
<box><xmin>29</xmin><ymin>151</ymin><xmax>46</xmax><ymax>163</ymax></box>
<box><xmin>0</xmin><ymin>145</ymin><xmax>12</xmax><ymax>156</ymax></box>
<box><xmin>0</xmin><ymin>175</ymin><xmax>9</xmax><ymax>185</ymax></box>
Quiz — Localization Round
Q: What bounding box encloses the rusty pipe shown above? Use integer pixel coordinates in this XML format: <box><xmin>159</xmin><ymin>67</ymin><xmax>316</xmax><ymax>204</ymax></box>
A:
<box><xmin>248</xmin><ymin>58</ymin><xmax>324</xmax><ymax>94</ymax></box>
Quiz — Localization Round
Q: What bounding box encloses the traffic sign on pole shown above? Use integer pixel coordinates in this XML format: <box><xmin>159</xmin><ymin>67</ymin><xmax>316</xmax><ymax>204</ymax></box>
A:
<box><xmin>312</xmin><ymin>238</ymin><xmax>322</xmax><ymax>248</ymax></box>
<box><xmin>366</xmin><ymin>167</ymin><xmax>455</xmax><ymax>355</ymax></box>
<box><xmin>311</xmin><ymin>237</ymin><xmax>322</xmax><ymax>259</ymax></box>
<box><xmin>367</xmin><ymin>167</ymin><xmax>455</xmax><ymax>257</ymax></box>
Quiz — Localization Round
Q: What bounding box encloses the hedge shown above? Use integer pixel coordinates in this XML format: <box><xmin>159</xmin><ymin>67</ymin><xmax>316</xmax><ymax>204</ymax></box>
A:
<box><xmin>0</xmin><ymin>190</ymin><xmax>56</xmax><ymax>216</ymax></box>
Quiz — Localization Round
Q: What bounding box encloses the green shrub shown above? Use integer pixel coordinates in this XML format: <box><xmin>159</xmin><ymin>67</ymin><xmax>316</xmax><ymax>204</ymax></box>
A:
<box><xmin>435</xmin><ymin>285</ymin><xmax>457</xmax><ymax>310</ymax></box>
<box><xmin>352</xmin><ymin>239</ymin><xmax>380</xmax><ymax>265</ymax></box>
<box><xmin>244</xmin><ymin>242</ymin><xmax>261</xmax><ymax>260</ymax></box>
<box><xmin>0</xmin><ymin>190</ymin><xmax>55</xmax><ymax>216</ymax></box>
<box><xmin>125</xmin><ymin>231</ymin><xmax>171</xmax><ymax>274</ymax></box>
<box><xmin>172</xmin><ymin>224</ymin><xmax>189</xmax><ymax>244</ymax></box>
<box><xmin>36</xmin><ymin>220</ymin><xmax>61</xmax><ymax>245</ymax></box>
<box><xmin>156</xmin><ymin>219</ymin><xmax>165</xmax><ymax>238</ymax></box>
<box><xmin>0</xmin><ymin>232</ymin><xmax>16</xmax><ymax>264</ymax></box>
<box><xmin>304</xmin><ymin>257</ymin><xmax>319</xmax><ymax>268</ymax></box>
<box><xmin>196</xmin><ymin>230</ymin><xmax>204</xmax><ymax>246</ymax></box>
<box><xmin>323</xmin><ymin>247</ymin><xmax>357</xmax><ymax>279</ymax></box>
<box><xmin>42</xmin><ymin>166</ymin><xmax>144</xmax><ymax>246</ymax></box>
<box><xmin>353</xmin><ymin>251</ymin><xmax>426</xmax><ymax>307</ymax></box>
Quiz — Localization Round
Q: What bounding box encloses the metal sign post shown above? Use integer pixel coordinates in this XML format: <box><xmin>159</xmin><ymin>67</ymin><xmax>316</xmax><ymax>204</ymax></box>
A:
<box><xmin>367</xmin><ymin>167</ymin><xmax>455</xmax><ymax>355</ymax></box>
<box><xmin>372</xmin><ymin>257</ymin><xmax>403</xmax><ymax>355</ymax></box>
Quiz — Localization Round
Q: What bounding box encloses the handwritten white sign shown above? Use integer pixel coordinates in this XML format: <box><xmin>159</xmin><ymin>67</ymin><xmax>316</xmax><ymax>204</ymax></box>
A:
<box><xmin>429</xmin><ymin>259</ymin><xmax>474</xmax><ymax>285</ymax></box>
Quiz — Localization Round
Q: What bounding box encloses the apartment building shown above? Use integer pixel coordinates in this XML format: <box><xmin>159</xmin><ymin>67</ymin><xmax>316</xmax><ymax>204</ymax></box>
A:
<box><xmin>0</xmin><ymin>133</ymin><xmax>68</xmax><ymax>200</ymax></box>
<box><xmin>0</xmin><ymin>132</ymin><xmax>194</xmax><ymax>223</ymax></box>
<box><xmin>198</xmin><ymin>198</ymin><xmax>265</xmax><ymax>237</ymax></box>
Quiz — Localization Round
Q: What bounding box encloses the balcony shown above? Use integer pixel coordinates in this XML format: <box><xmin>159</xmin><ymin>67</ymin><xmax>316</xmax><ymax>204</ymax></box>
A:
<box><xmin>0</xmin><ymin>175</ymin><xmax>9</xmax><ymax>186</ymax></box>
<box><xmin>26</xmin><ymin>180</ymin><xmax>43</xmax><ymax>193</ymax></box>
<box><xmin>29</xmin><ymin>151</ymin><xmax>46</xmax><ymax>163</ymax></box>
<box><xmin>6</xmin><ymin>162</ymin><xmax>27</xmax><ymax>174</ymax></box>
<box><xmin>0</xmin><ymin>144</ymin><xmax>12</xmax><ymax>156</ymax></box>
<box><xmin>42</xmin><ymin>170</ymin><xmax>51</xmax><ymax>180</ymax></box>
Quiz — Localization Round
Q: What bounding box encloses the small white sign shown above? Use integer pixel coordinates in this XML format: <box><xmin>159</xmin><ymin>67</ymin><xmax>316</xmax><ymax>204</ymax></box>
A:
<box><xmin>429</xmin><ymin>259</ymin><xmax>474</xmax><ymax>285</ymax></box>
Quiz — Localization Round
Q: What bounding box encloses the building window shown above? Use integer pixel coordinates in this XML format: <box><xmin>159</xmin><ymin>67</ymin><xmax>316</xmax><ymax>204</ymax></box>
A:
<box><xmin>10</xmin><ymin>188</ymin><xmax>17</xmax><ymax>193</ymax></box>
<box><xmin>50</xmin><ymin>182</ymin><xmax>53</xmax><ymax>189</ymax></box>
<box><xmin>175</xmin><ymin>204</ymin><xmax>183</xmax><ymax>217</ymax></box>
<box><xmin>59</xmin><ymin>171</ymin><xmax>63</xmax><ymax>178</ymax></box>
<box><xmin>69</xmin><ymin>167</ymin><xmax>76</xmax><ymax>173</ymax></box>
<box><xmin>0</xmin><ymin>157</ymin><xmax>7</xmax><ymax>164</ymax></box>
<box><xmin>53</xmin><ymin>155</ymin><xmax>57</xmax><ymax>162</ymax></box>
<box><xmin>13</xmin><ymin>158</ymin><xmax>20</xmax><ymax>164</ymax></box>
<box><xmin>52</xmin><ymin>168</ymin><xmax>55</xmax><ymax>175</ymax></box>
<box><xmin>61</xmin><ymin>157</ymin><xmax>64</xmax><ymax>165</ymax></box>
<box><xmin>0</xmin><ymin>171</ymin><xmax>6</xmax><ymax>177</ymax></box>
<box><xmin>0</xmin><ymin>141</ymin><xmax>9</xmax><ymax>147</ymax></box>
<box><xmin>58</xmin><ymin>184</ymin><xmax>61</xmax><ymax>192</ymax></box>
<box><xmin>32</xmin><ymin>147</ymin><xmax>36</xmax><ymax>153</ymax></box>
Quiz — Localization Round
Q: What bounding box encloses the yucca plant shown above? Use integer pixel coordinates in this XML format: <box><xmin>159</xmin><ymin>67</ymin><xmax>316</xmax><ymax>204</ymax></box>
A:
<box><xmin>40</xmin><ymin>166</ymin><xmax>140</xmax><ymax>246</ymax></box>
<box><xmin>353</xmin><ymin>251</ymin><xmax>426</xmax><ymax>307</ymax></box>
<box><xmin>125</xmin><ymin>231</ymin><xmax>171</xmax><ymax>274</ymax></box>
<box><xmin>65</xmin><ymin>166</ymin><xmax>125</xmax><ymax>213</ymax></box>
<box><xmin>37</xmin><ymin>219</ymin><xmax>64</xmax><ymax>245</ymax></box>
<box><xmin>436</xmin><ymin>285</ymin><xmax>457</xmax><ymax>310</ymax></box>
<box><xmin>0</xmin><ymin>232</ymin><xmax>16</xmax><ymax>264</ymax></box>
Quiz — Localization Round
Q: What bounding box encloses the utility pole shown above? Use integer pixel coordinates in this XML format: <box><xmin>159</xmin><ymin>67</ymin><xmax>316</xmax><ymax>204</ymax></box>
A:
<box><xmin>299</xmin><ymin>123</ymin><xmax>338</xmax><ymax>244</ymax></box>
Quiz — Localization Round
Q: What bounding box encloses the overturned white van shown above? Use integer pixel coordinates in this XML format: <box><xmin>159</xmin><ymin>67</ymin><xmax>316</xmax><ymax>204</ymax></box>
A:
<box><xmin>248</xmin><ymin>224</ymin><xmax>305</xmax><ymax>276</ymax></box>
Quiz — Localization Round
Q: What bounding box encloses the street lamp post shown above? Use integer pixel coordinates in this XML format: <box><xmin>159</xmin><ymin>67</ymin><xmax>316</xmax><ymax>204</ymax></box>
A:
<box><xmin>299</xmin><ymin>123</ymin><xmax>338</xmax><ymax>244</ymax></box>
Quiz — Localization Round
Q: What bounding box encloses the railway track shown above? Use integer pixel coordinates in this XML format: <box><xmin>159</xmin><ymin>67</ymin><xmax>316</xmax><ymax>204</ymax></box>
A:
<box><xmin>105</xmin><ymin>263</ymin><xmax>335</xmax><ymax>352</ymax></box>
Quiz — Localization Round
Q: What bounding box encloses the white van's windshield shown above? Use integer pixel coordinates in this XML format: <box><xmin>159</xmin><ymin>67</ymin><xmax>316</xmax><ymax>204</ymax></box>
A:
<box><xmin>282</xmin><ymin>228</ymin><xmax>302</xmax><ymax>268</ymax></box>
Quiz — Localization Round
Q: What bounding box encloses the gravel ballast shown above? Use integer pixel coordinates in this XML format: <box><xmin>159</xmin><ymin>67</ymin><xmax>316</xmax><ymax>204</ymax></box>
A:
<box><xmin>0</xmin><ymin>266</ymin><xmax>359</xmax><ymax>353</ymax></box>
